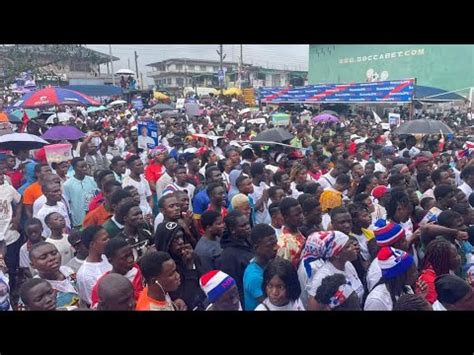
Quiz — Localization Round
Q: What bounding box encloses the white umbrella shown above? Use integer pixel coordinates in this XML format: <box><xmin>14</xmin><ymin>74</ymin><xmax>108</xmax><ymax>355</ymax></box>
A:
<box><xmin>0</xmin><ymin>133</ymin><xmax>49</xmax><ymax>150</ymax></box>
<box><xmin>107</xmin><ymin>100</ymin><xmax>128</xmax><ymax>107</ymax></box>
<box><xmin>239</xmin><ymin>108</ymin><xmax>251</xmax><ymax>115</ymax></box>
<box><xmin>115</xmin><ymin>69</ymin><xmax>135</xmax><ymax>76</ymax></box>
<box><xmin>45</xmin><ymin>112</ymin><xmax>75</xmax><ymax>125</ymax></box>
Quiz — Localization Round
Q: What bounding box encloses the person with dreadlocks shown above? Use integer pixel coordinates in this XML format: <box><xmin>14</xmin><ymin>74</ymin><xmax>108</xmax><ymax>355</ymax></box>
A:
<box><xmin>416</xmin><ymin>238</ymin><xmax>461</xmax><ymax>305</ymax></box>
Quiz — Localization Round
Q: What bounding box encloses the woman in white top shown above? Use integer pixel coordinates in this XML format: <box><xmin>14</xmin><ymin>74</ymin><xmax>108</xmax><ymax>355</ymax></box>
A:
<box><xmin>364</xmin><ymin>247</ymin><xmax>419</xmax><ymax>311</ymax></box>
<box><xmin>255</xmin><ymin>258</ymin><xmax>305</xmax><ymax>311</ymax></box>
<box><xmin>306</xmin><ymin>231</ymin><xmax>365</xmax><ymax>310</ymax></box>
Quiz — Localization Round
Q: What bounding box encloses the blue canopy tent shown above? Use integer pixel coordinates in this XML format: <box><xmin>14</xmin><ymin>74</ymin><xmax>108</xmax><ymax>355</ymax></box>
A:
<box><xmin>63</xmin><ymin>85</ymin><xmax>123</xmax><ymax>97</ymax></box>
<box><xmin>413</xmin><ymin>85</ymin><xmax>467</xmax><ymax>102</ymax></box>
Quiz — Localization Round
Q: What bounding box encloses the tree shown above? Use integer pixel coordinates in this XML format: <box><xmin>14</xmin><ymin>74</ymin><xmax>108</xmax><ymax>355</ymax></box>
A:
<box><xmin>1</xmin><ymin>45</ymin><xmax>103</xmax><ymax>85</ymax></box>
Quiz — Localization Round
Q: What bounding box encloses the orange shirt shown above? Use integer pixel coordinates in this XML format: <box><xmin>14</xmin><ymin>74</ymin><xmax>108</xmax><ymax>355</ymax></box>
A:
<box><xmin>82</xmin><ymin>204</ymin><xmax>113</xmax><ymax>227</ymax></box>
<box><xmin>23</xmin><ymin>182</ymin><xmax>43</xmax><ymax>205</ymax></box>
<box><xmin>136</xmin><ymin>287</ymin><xmax>175</xmax><ymax>311</ymax></box>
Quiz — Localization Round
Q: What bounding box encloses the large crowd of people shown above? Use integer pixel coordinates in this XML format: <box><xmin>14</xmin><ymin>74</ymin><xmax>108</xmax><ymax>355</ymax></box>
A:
<box><xmin>1</xmin><ymin>93</ymin><xmax>474</xmax><ymax>311</ymax></box>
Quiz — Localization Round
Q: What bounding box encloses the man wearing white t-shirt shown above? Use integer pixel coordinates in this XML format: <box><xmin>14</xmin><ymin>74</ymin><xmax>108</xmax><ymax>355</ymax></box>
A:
<box><xmin>34</xmin><ymin>182</ymin><xmax>71</xmax><ymax>238</ymax></box>
<box><xmin>122</xmin><ymin>155</ymin><xmax>153</xmax><ymax>219</ymax></box>
<box><xmin>317</xmin><ymin>159</ymin><xmax>351</xmax><ymax>190</ymax></box>
<box><xmin>0</xmin><ymin>172</ymin><xmax>22</xmax><ymax>291</ymax></box>
<box><xmin>77</xmin><ymin>226</ymin><xmax>112</xmax><ymax>306</ymax></box>
<box><xmin>249</xmin><ymin>162</ymin><xmax>270</xmax><ymax>224</ymax></box>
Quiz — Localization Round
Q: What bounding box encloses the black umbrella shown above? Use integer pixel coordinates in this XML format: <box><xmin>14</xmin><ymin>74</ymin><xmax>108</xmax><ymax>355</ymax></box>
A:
<box><xmin>254</xmin><ymin>128</ymin><xmax>294</xmax><ymax>143</ymax></box>
<box><xmin>392</xmin><ymin>119</ymin><xmax>454</xmax><ymax>135</ymax></box>
<box><xmin>160</xmin><ymin>110</ymin><xmax>179</xmax><ymax>118</ymax></box>
<box><xmin>152</xmin><ymin>104</ymin><xmax>173</xmax><ymax>111</ymax></box>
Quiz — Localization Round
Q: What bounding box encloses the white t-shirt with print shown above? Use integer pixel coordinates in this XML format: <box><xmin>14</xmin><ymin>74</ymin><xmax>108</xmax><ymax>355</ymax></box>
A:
<box><xmin>366</xmin><ymin>258</ymin><xmax>382</xmax><ymax>292</ymax></box>
<box><xmin>307</xmin><ymin>261</ymin><xmax>364</xmax><ymax>303</ymax></box>
<box><xmin>250</xmin><ymin>182</ymin><xmax>270</xmax><ymax>224</ymax></box>
<box><xmin>0</xmin><ymin>182</ymin><xmax>21</xmax><ymax>245</ymax></box>
<box><xmin>364</xmin><ymin>283</ymin><xmax>414</xmax><ymax>310</ymax></box>
<box><xmin>255</xmin><ymin>298</ymin><xmax>305</xmax><ymax>311</ymax></box>
<box><xmin>45</xmin><ymin>235</ymin><xmax>75</xmax><ymax>266</ymax></box>
<box><xmin>77</xmin><ymin>255</ymin><xmax>112</xmax><ymax>306</ymax></box>
<box><xmin>364</xmin><ymin>284</ymin><xmax>393</xmax><ymax>310</ymax></box>
<box><xmin>122</xmin><ymin>174</ymin><xmax>152</xmax><ymax>216</ymax></box>
<box><xmin>317</xmin><ymin>172</ymin><xmax>336</xmax><ymax>190</ymax></box>
<box><xmin>34</xmin><ymin>202</ymin><xmax>71</xmax><ymax>238</ymax></box>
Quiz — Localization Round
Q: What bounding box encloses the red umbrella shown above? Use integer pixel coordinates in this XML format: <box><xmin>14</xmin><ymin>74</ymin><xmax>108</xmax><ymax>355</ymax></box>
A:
<box><xmin>17</xmin><ymin>87</ymin><xmax>100</xmax><ymax>108</ymax></box>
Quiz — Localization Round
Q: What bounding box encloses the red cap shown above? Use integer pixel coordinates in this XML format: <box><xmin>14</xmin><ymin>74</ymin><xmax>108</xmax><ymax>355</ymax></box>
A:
<box><xmin>34</xmin><ymin>148</ymin><xmax>47</xmax><ymax>163</ymax></box>
<box><xmin>371</xmin><ymin>185</ymin><xmax>389</xmax><ymax>200</ymax></box>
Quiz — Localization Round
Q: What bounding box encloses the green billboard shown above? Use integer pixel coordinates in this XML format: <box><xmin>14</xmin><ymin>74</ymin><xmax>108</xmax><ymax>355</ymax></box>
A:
<box><xmin>308</xmin><ymin>45</ymin><xmax>474</xmax><ymax>94</ymax></box>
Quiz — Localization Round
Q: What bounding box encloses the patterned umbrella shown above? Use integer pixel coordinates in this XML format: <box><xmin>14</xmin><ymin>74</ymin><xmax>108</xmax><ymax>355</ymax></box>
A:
<box><xmin>17</xmin><ymin>87</ymin><xmax>100</xmax><ymax>108</ymax></box>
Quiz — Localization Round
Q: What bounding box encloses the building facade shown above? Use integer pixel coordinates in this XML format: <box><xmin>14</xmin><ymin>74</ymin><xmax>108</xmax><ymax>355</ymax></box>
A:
<box><xmin>146</xmin><ymin>58</ymin><xmax>308</xmax><ymax>93</ymax></box>
<box><xmin>147</xmin><ymin>58</ymin><xmax>238</xmax><ymax>93</ymax></box>
<box><xmin>309</xmin><ymin>45</ymin><xmax>474</xmax><ymax>97</ymax></box>
<box><xmin>0</xmin><ymin>46</ymin><xmax>119</xmax><ymax>89</ymax></box>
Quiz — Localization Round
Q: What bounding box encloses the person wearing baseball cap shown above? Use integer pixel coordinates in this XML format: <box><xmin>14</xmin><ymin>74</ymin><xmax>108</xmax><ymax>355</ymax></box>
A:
<box><xmin>200</xmin><ymin>270</ymin><xmax>242</xmax><ymax>311</ymax></box>
<box><xmin>364</xmin><ymin>247</ymin><xmax>418</xmax><ymax>310</ymax></box>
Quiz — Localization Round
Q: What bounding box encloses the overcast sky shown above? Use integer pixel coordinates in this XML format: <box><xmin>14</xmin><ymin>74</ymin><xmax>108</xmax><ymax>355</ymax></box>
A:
<box><xmin>86</xmin><ymin>45</ymin><xmax>308</xmax><ymax>85</ymax></box>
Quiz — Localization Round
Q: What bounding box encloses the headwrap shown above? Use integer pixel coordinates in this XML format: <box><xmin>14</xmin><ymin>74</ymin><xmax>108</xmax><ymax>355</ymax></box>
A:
<box><xmin>377</xmin><ymin>247</ymin><xmax>414</xmax><ymax>279</ymax></box>
<box><xmin>301</xmin><ymin>231</ymin><xmax>350</xmax><ymax>278</ymax></box>
<box><xmin>148</xmin><ymin>144</ymin><xmax>168</xmax><ymax>158</ymax></box>
<box><xmin>328</xmin><ymin>280</ymin><xmax>355</xmax><ymax>309</ymax></box>
<box><xmin>319</xmin><ymin>190</ymin><xmax>342</xmax><ymax>212</ymax></box>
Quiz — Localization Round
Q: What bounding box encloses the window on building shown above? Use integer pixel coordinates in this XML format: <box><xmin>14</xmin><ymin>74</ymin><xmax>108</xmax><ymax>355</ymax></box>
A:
<box><xmin>167</xmin><ymin>78</ymin><xmax>172</xmax><ymax>85</ymax></box>
<box><xmin>188</xmin><ymin>65</ymin><xmax>194</xmax><ymax>71</ymax></box>
<box><xmin>200</xmin><ymin>65</ymin><xmax>206</xmax><ymax>72</ymax></box>
<box><xmin>176</xmin><ymin>77</ymin><xmax>184</xmax><ymax>87</ymax></box>
<box><xmin>176</xmin><ymin>64</ymin><xmax>183</xmax><ymax>71</ymax></box>
<box><xmin>70</xmin><ymin>61</ymin><xmax>90</xmax><ymax>72</ymax></box>
<box><xmin>213</xmin><ymin>66</ymin><xmax>219</xmax><ymax>72</ymax></box>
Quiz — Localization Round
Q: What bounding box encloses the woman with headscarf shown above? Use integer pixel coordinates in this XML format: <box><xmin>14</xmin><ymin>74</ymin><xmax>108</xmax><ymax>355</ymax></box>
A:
<box><xmin>319</xmin><ymin>189</ymin><xmax>343</xmax><ymax>231</ymax></box>
<box><xmin>304</xmin><ymin>231</ymin><xmax>365</xmax><ymax>310</ymax></box>
<box><xmin>154</xmin><ymin>221</ymin><xmax>206</xmax><ymax>310</ymax></box>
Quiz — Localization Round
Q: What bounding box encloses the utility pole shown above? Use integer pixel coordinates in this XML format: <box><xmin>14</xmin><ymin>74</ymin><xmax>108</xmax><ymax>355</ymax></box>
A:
<box><xmin>238</xmin><ymin>44</ymin><xmax>243</xmax><ymax>89</ymax></box>
<box><xmin>128</xmin><ymin>58</ymin><xmax>131</xmax><ymax>69</ymax></box>
<box><xmin>134</xmin><ymin>51</ymin><xmax>139</xmax><ymax>89</ymax></box>
<box><xmin>109</xmin><ymin>45</ymin><xmax>115</xmax><ymax>86</ymax></box>
<box><xmin>216</xmin><ymin>45</ymin><xmax>226</xmax><ymax>95</ymax></box>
